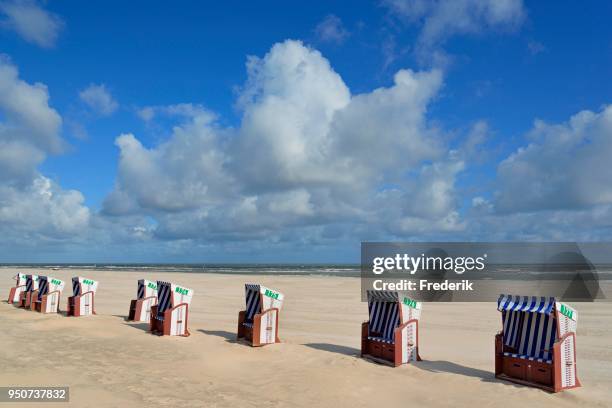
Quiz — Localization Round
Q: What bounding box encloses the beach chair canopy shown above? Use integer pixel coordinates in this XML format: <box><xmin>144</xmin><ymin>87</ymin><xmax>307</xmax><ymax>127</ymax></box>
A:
<box><xmin>34</xmin><ymin>276</ymin><xmax>65</xmax><ymax>300</ymax></box>
<box><xmin>25</xmin><ymin>274</ymin><xmax>39</xmax><ymax>292</ymax></box>
<box><xmin>72</xmin><ymin>277</ymin><xmax>98</xmax><ymax>297</ymax></box>
<box><xmin>14</xmin><ymin>273</ymin><xmax>27</xmax><ymax>286</ymax></box>
<box><xmin>137</xmin><ymin>279</ymin><xmax>157</xmax><ymax>299</ymax></box>
<box><xmin>244</xmin><ymin>284</ymin><xmax>284</xmax><ymax>322</ymax></box>
<box><xmin>156</xmin><ymin>281</ymin><xmax>194</xmax><ymax>318</ymax></box>
<box><xmin>366</xmin><ymin>290</ymin><xmax>421</xmax><ymax>344</ymax></box>
<box><xmin>37</xmin><ymin>276</ymin><xmax>48</xmax><ymax>300</ymax></box>
<box><xmin>497</xmin><ymin>294</ymin><xmax>569</xmax><ymax>364</ymax></box>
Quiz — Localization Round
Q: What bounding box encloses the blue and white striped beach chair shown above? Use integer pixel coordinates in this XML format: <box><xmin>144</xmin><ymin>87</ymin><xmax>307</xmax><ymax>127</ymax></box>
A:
<box><xmin>495</xmin><ymin>294</ymin><xmax>581</xmax><ymax>392</ymax></box>
<box><xmin>361</xmin><ymin>290</ymin><xmax>421</xmax><ymax>366</ymax></box>
<box><xmin>149</xmin><ymin>281</ymin><xmax>193</xmax><ymax>336</ymax></box>
<box><xmin>8</xmin><ymin>273</ymin><xmax>27</xmax><ymax>304</ymax></box>
<box><xmin>67</xmin><ymin>277</ymin><xmax>98</xmax><ymax>317</ymax></box>
<box><xmin>237</xmin><ymin>284</ymin><xmax>284</xmax><ymax>346</ymax></box>
<box><xmin>31</xmin><ymin>276</ymin><xmax>65</xmax><ymax>314</ymax></box>
<box><xmin>18</xmin><ymin>274</ymin><xmax>39</xmax><ymax>308</ymax></box>
<box><xmin>128</xmin><ymin>279</ymin><xmax>158</xmax><ymax>323</ymax></box>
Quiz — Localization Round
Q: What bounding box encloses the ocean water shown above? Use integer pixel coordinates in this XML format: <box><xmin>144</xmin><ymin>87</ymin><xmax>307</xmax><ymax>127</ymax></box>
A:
<box><xmin>0</xmin><ymin>264</ymin><xmax>362</xmax><ymax>277</ymax></box>
<box><xmin>2</xmin><ymin>263</ymin><xmax>612</xmax><ymax>280</ymax></box>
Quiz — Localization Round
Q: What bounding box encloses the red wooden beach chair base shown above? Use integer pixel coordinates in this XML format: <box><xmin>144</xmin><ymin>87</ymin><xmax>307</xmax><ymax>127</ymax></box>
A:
<box><xmin>31</xmin><ymin>291</ymin><xmax>61</xmax><ymax>314</ymax></box>
<box><xmin>495</xmin><ymin>333</ymin><xmax>581</xmax><ymax>392</ymax></box>
<box><xmin>149</xmin><ymin>304</ymin><xmax>190</xmax><ymax>336</ymax></box>
<box><xmin>361</xmin><ymin>320</ymin><xmax>421</xmax><ymax>367</ymax></box>
<box><xmin>8</xmin><ymin>285</ymin><xmax>26</xmax><ymax>304</ymax></box>
<box><xmin>128</xmin><ymin>296</ymin><xmax>157</xmax><ymax>322</ymax></box>
<box><xmin>67</xmin><ymin>292</ymin><xmax>96</xmax><ymax>317</ymax></box>
<box><xmin>237</xmin><ymin>308</ymin><xmax>281</xmax><ymax>346</ymax></box>
<box><xmin>18</xmin><ymin>290</ymin><xmax>38</xmax><ymax>309</ymax></box>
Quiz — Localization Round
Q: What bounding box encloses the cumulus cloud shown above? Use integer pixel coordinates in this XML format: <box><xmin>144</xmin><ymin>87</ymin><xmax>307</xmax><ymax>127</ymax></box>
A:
<box><xmin>79</xmin><ymin>83</ymin><xmax>119</xmax><ymax>116</ymax></box>
<box><xmin>314</xmin><ymin>14</ymin><xmax>349</xmax><ymax>44</ymax></box>
<box><xmin>0</xmin><ymin>57</ymin><xmax>91</xmax><ymax>243</ymax></box>
<box><xmin>104</xmin><ymin>40</ymin><xmax>462</xmax><ymax>242</ymax></box>
<box><xmin>383</xmin><ymin>0</ymin><xmax>525</xmax><ymax>64</ymax></box>
<box><xmin>0</xmin><ymin>0</ymin><xmax>63</xmax><ymax>48</ymax></box>
<box><xmin>495</xmin><ymin>105</ymin><xmax>612</xmax><ymax>213</ymax></box>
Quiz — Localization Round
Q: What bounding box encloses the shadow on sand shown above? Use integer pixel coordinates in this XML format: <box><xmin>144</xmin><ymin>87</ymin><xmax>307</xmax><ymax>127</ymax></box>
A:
<box><xmin>111</xmin><ymin>314</ymin><xmax>150</xmax><ymax>332</ymax></box>
<box><xmin>303</xmin><ymin>343</ymin><xmax>360</xmax><ymax>356</ymax></box>
<box><xmin>413</xmin><ymin>360</ymin><xmax>499</xmax><ymax>383</ymax></box>
<box><xmin>198</xmin><ymin>329</ymin><xmax>237</xmax><ymax>342</ymax></box>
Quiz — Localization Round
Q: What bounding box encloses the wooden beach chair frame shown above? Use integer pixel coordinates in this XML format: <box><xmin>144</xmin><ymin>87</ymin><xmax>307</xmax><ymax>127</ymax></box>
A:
<box><xmin>149</xmin><ymin>281</ymin><xmax>193</xmax><ymax>336</ymax></box>
<box><xmin>128</xmin><ymin>279</ymin><xmax>158</xmax><ymax>322</ymax></box>
<box><xmin>361</xmin><ymin>290</ymin><xmax>422</xmax><ymax>367</ymax></box>
<box><xmin>495</xmin><ymin>294</ymin><xmax>581</xmax><ymax>392</ymax></box>
<box><xmin>18</xmin><ymin>274</ymin><xmax>39</xmax><ymax>309</ymax></box>
<box><xmin>7</xmin><ymin>273</ymin><xmax>27</xmax><ymax>304</ymax></box>
<box><xmin>31</xmin><ymin>276</ymin><xmax>64</xmax><ymax>314</ymax></box>
<box><xmin>67</xmin><ymin>277</ymin><xmax>98</xmax><ymax>317</ymax></box>
<box><xmin>237</xmin><ymin>284</ymin><xmax>284</xmax><ymax>346</ymax></box>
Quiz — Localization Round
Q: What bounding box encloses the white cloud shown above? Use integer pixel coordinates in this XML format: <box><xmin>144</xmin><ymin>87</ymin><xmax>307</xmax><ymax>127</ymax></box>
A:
<box><xmin>0</xmin><ymin>176</ymin><xmax>90</xmax><ymax>238</ymax></box>
<box><xmin>0</xmin><ymin>0</ymin><xmax>63</xmax><ymax>48</ymax></box>
<box><xmin>527</xmin><ymin>40</ymin><xmax>546</xmax><ymax>55</ymax></box>
<box><xmin>79</xmin><ymin>83</ymin><xmax>119</xmax><ymax>116</ymax></box>
<box><xmin>0</xmin><ymin>55</ymin><xmax>63</xmax><ymax>153</ymax></box>
<box><xmin>314</xmin><ymin>14</ymin><xmax>349</xmax><ymax>44</ymax></box>
<box><xmin>494</xmin><ymin>105</ymin><xmax>612</xmax><ymax>213</ymax></box>
<box><xmin>105</xmin><ymin>40</ymin><xmax>461</xmax><ymax>242</ymax></box>
<box><xmin>383</xmin><ymin>0</ymin><xmax>526</xmax><ymax>65</ymax></box>
<box><xmin>0</xmin><ymin>57</ymin><xmax>91</xmax><ymax>244</ymax></box>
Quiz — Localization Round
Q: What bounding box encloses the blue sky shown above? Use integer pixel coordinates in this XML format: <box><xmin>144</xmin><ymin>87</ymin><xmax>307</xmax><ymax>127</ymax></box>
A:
<box><xmin>0</xmin><ymin>1</ymin><xmax>611</xmax><ymax>263</ymax></box>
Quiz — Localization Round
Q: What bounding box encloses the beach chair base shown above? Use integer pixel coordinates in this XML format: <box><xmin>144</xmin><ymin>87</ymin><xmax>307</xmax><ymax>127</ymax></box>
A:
<box><xmin>149</xmin><ymin>304</ymin><xmax>190</xmax><ymax>336</ymax></box>
<box><xmin>31</xmin><ymin>292</ymin><xmax>61</xmax><ymax>314</ymax></box>
<box><xmin>8</xmin><ymin>285</ymin><xmax>26</xmax><ymax>304</ymax></box>
<box><xmin>18</xmin><ymin>291</ymin><xmax>38</xmax><ymax>309</ymax></box>
<box><xmin>67</xmin><ymin>292</ymin><xmax>96</xmax><ymax>317</ymax></box>
<box><xmin>495</xmin><ymin>333</ymin><xmax>581</xmax><ymax>392</ymax></box>
<box><xmin>361</xmin><ymin>321</ymin><xmax>421</xmax><ymax>367</ymax></box>
<box><xmin>128</xmin><ymin>297</ymin><xmax>157</xmax><ymax>322</ymax></box>
<box><xmin>237</xmin><ymin>309</ymin><xmax>281</xmax><ymax>346</ymax></box>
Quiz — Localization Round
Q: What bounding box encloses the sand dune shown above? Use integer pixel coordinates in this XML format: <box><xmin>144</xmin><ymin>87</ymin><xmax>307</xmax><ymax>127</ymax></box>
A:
<box><xmin>1</xmin><ymin>269</ymin><xmax>610</xmax><ymax>407</ymax></box>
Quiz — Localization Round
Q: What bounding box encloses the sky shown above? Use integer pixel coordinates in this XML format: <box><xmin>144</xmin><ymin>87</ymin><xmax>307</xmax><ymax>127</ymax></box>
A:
<box><xmin>0</xmin><ymin>0</ymin><xmax>611</xmax><ymax>263</ymax></box>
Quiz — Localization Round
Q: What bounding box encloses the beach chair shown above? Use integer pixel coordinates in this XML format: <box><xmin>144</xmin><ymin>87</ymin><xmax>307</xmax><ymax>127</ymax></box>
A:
<box><xmin>18</xmin><ymin>274</ymin><xmax>40</xmax><ymax>308</ymax></box>
<box><xmin>31</xmin><ymin>276</ymin><xmax>65</xmax><ymax>313</ymax></box>
<box><xmin>7</xmin><ymin>273</ymin><xmax>27</xmax><ymax>304</ymax></box>
<box><xmin>149</xmin><ymin>281</ymin><xmax>193</xmax><ymax>336</ymax></box>
<box><xmin>495</xmin><ymin>294</ymin><xmax>581</xmax><ymax>392</ymax></box>
<box><xmin>67</xmin><ymin>277</ymin><xmax>98</xmax><ymax>317</ymax></box>
<box><xmin>237</xmin><ymin>284</ymin><xmax>284</xmax><ymax>346</ymax></box>
<box><xmin>361</xmin><ymin>290</ymin><xmax>422</xmax><ymax>366</ymax></box>
<box><xmin>128</xmin><ymin>279</ymin><xmax>158</xmax><ymax>322</ymax></box>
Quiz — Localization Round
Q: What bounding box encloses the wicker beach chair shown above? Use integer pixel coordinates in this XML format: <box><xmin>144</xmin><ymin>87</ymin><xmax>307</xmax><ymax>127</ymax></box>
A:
<box><xmin>18</xmin><ymin>274</ymin><xmax>40</xmax><ymax>308</ymax></box>
<box><xmin>149</xmin><ymin>281</ymin><xmax>193</xmax><ymax>336</ymax></box>
<box><xmin>361</xmin><ymin>290</ymin><xmax>422</xmax><ymax>366</ymax></box>
<box><xmin>495</xmin><ymin>294</ymin><xmax>581</xmax><ymax>392</ymax></box>
<box><xmin>7</xmin><ymin>273</ymin><xmax>27</xmax><ymax>304</ymax></box>
<box><xmin>237</xmin><ymin>284</ymin><xmax>284</xmax><ymax>346</ymax></box>
<box><xmin>67</xmin><ymin>277</ymin><xmax>98</xmax><ymax>317</ymax></box>
<box><xmin>128</xmin><ymin>279</ymin><xmax>158</xmax><ymax>322</ymax></box>
<box><xmin>31</xmin><ymin>276</ymin><xmax>65</xmax><ymax>313</ymax></box>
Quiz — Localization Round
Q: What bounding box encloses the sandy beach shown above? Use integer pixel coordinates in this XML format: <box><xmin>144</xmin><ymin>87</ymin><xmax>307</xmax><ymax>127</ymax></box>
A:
<box><xmin>1</xmin><ymin>269</ymin><xmax>611</xmax><ymax>407</ymax></box>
